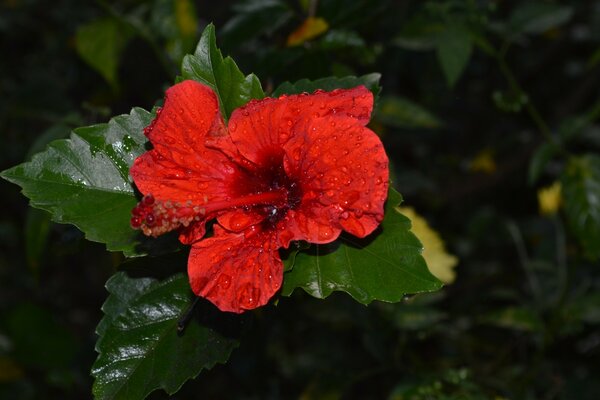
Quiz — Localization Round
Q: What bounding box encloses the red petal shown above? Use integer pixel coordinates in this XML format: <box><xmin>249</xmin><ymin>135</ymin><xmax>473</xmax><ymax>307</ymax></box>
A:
<box><xmin>226</xmin><ymin>86</ymin><xmax>373</xmax><ymax>165</ymax></box>
<box><xmin>188</xmin><ymin>226</ymin><xmax>282</xmax><ymax>313</ymax></box>
<box><xmin>131</xmin><ymin>81</ymin><xmax>238</xmax><ymax>222</ymax></box>
<box><xmin>218</xmin><ymin>209</ymin><xmax>265</xmax><ymax>232</ymax></box>
<box><xmin>282</xmin><ymin>116</ymin><xmax>389</xmax><ymax>242</ymax></box>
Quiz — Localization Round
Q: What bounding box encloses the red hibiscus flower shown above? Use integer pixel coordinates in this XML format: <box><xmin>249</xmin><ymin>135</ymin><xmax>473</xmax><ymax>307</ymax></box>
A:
<box><xmin>130</xmin><ymin>80</ymin><xmax>389</xmax><ymax>313</ymax></box>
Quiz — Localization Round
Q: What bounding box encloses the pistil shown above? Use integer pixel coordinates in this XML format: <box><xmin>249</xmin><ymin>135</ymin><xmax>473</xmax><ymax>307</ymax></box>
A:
<box><xmin>131</xmin><ymin>188</ymin><xmax>289</xmax><ymax>237</ymax></box>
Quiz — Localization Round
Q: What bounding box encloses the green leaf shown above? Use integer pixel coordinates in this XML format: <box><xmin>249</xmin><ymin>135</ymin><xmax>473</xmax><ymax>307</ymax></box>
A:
<box><xmin>561</xmin><ymin>155</ymin><xmax>600</xmax><ymax>260</ymax></box>
<box><xmin>181</xmin><ymin>23</ymin><xmax>265</xmax><ymax>120</ymax></box>
<box><xmin>436</xmin><ymin>25</ymin><xmax>472</xmax><ymax>88</ymax></box>
<box><xmin>272</xmin><ymin>73</ymin><xmax>381</xmax><ymax>103</ymax></box>
<box><xmin>92</xmin><ymin>263</ymin><xmax>240</xmax><ymax>400</ymax></box>
<box><xmin>24</xmin><ymin>208</ymin><xmax>51</xmax><ymax>275</ymax></box>
<box><xmin>481</xmin><ymin>306</ymin><xmax>543</xmax><ymax>332</ymax></box>
<box><xmin>75</xmin><ymin>18</ymin><xmax>133</xmax><ymax>89</ymax></box>
<box><xmin>0</xmin><ymin>108</ymin><xmax>153</xmax><ymax>256</ymax></box>
<box><xmin>5</xmin><ymin>303</ymin><xmax>78</xmax><ymax>369</ymax></box>
<box><xmin>509</xmin><ymin>2</ymin><xmax>573</xmax><ymax>35</ymax></box>
<box><xmin>528</xmin><ymin>142</ymin><xmax>559</xmax><ymax>184</ymax></box>
<box><xmin>221</xmin><ymin>0</ymin><xmax>293</xmax><ymax>50</ymax></box>
<box><xmin>375</xmin><ymin>96</ymin><xmax>442</xmax><ymax>129</ymax></box>
<box><xmin>281</xmin><ymin>188</ymin><xmax>442</xmax><ymax>303</ymax></box>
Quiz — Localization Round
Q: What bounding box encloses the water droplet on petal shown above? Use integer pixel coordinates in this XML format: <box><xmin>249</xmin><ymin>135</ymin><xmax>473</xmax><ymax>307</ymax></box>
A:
<box><xmin>318</xmin><ymin>227</ymin><xmax>333</xmax><ymax>240</ymax></box>
<box><xmin>216</xmin><ymin>274</ymin><xmax>231</xmax><ymax>289</ymax></box>
<box><xmin>237</xmin><ymin>283</ymin><xmax>260</xmax><ymax>309</ymax></box>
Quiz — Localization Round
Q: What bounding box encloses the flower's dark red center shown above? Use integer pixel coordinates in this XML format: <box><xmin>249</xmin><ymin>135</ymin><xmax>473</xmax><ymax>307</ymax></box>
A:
<box><xmin>131</xmin><ymin>148</ymin><xmax>302</xmax><ymax>235</ymax></box>
<box><xmin>232</xmin><ymin>147</ymin><xmax>302</xmax><ymax>227</ymax></box>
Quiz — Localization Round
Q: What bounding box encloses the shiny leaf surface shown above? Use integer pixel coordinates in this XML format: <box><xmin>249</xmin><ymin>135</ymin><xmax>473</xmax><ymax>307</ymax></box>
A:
<box><xmin>281</xmin><ymin>188</ymin><xmax>443</xmax><ymax>303</ymax></box>
<box><xmin>1</xmin><ymin>108</ymin><xmax>152</xmax><ymax>256</ymax></box>
<box><xmin>92</xmin><ymin>265</ymin><xmax>240</xmax><ymax>400</ymax></box>
<box><xmin>0</xmin><ymin>108</ymin><xmax>153</xmax><ymax>256</ymax></box>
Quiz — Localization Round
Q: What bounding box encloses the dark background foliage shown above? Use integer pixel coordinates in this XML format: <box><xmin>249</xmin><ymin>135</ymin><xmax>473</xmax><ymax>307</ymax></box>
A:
<box><xmin>1</xmin><ymin>0</ymin><xmax>599</xmax><ymax>399</ymax></box>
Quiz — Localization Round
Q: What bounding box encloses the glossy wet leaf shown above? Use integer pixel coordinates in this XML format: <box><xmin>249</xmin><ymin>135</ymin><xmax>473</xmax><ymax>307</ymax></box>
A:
<box><xmin>272</xmin><ymin>73</ymin><xmax>381</xmax><ymax>103</ymax></box>
<box><xmin>0</xmin><ymin>108</ymin><xmax>153</xmax><ymax>256</ymax></box>
<box><xmin>436</xmin><ymin>24</ymin><xmax>472</xmax><ymax>88</ymax></box>
<box><xmin>561</xmin><ymin>154</ymin><xmax>600</xmax><ymax>260</ymax></box>
<box><xmin>281</xmin><ymin>188</ymin><xmax>442</xmax><ymax>303</ymax></box>
<box><xmin>180</xmin><ymin>23</ymin><xmax>265</xmax><ymax>120</ymax></box>
<box><xmin>92</xmin><ymin>267</ymin><xmax>240</xmax><ymax>400</ymax></box>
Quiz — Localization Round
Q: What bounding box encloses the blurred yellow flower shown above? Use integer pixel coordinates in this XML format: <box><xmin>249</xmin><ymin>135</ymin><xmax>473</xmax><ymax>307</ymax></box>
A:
<box><xmin>0</xmin><ymin>357</ymin><xmax>23</xmax><ymax>382</ymax></box>
<box><xmin>469</xmin><ymin>148</ymin><xmax>496</xmax><ymax>174</ymax></box>
<box><xmin>398</xmin><ymin>206</ymin><xmax>458</xmax><ymax>284</ymax></box>
<box><xmin>538</xmin><ymin>181</ymin><xmax>562</xmax><ymax>216</ymax></box>
<box><xmin>175</xmin><ymin>0</ymin><xmax>197</xmax><ymax>37</ymax></box>
<box><xmin>287</xmin><ymin>17</ymin><xmax>329</xmax><ymax>47</ymax></box>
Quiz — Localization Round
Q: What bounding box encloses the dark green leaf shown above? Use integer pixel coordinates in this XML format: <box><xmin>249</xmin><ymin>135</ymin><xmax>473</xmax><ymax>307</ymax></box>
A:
<box><xmin>561</xmin><ymin>155</ymin><xmax>600</xmax><ymax>260</ymax></box>
<box><xmin>281</xmin><ymin>188</ymin><xmax>442</xmax><ymax>303</ymax></box>
<box><xmin>92</xmin><ymin>266</ymin><xmax>240</xmax><ymax>400</ymax></box>
<box><xmin>272</xmin><ymin>73</ymin><xmax>381</xmax><ymax>103</ymax></box>
<box><xmin>180</xmin><ymin>23</ymin><xmax>265</xmax><ymax>120</ymax></box>
<box><xmin>221</xmin><ymin>0</ymin><xmax>293</xmax><ymax>50</ymax></box>
<box><xmin>24</xmin><ymin>208</ymin><xmax>51</xmax><ymax>275</ymax></box>
<box><xmin>5</xmin><ymin>303</ymin><xmax>78</xmax><ymax>369</ymax></box>
<box><xmin>149</xmin><ymin>0</ymin><xmax>199</xmax><ymax>65</ymax></box>
<box><xmin>436</xmin><ymin>24</ymin><xmax>472</xmax><ymax>87</ymax></box>
<box><xmin>0</xmin><ymin>108</ymin><xmax>153</xmax><ymax>256</ymax></box>
<box><xmin>320</xmin><ymin>30</ymin><xmax>366</xmax><ymax>50</ymax></box>
<box><xmin>528</xmin><ymin>142</ymin><xmax>559</xmax><ymax>184</ymax></box>
<box><xmin>375</xmin><ymin>96</ymin><xmax>442</xmax><ymax>129</ymax></box>
<box><xmin>75</xmin><ymin>18</ymin><xmax>134</xmax><ymax>89</ymax></box>
<box><xmin>509</xmin><ymin>2</ymin><xmax>573</xmax><ymax>35</ymax></box>
<box><xmin>481</xmin><ymin>306</ymin><xmax>543</xmax><ymax>332</ymax></box>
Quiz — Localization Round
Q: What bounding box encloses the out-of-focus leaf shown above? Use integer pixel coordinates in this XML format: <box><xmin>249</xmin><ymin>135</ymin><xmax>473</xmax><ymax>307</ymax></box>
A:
<box><xmin>281</xmin><ymin>189</ymin><xmax>442</xmax><ymax>303</ymax></box>
<box><xmin>272</xmin><ymin>73</ymin><xmax>381</xmax><ymax>103</ymax></box>
<box><xmin>75</xmin><ymin>18</ymin><xmax>134</xmax><ymax>89</ymax></box>
<box><xmin>392</xmin><ymin>16</ymin><xmax>443</xmax><ymax>51</ymax></box>
<box><xmin>320</xmin><ymin>29</ymin><xmax>366</xmax><ymax>50</ymax></box>
<box><xmin>561</xmin><ymin>155</ymin><xmax>600</xmax><ymax>260</ymax></box>
<box><xmin>287</xmin><ymin>17</ymin><xmax>329</xmax><ymax>47</ymax></box>
<box><xmin>149</xmin><ymin>0</ymin><xmax>198</xmax><ymax>65</ymax></box>
<box><xmin>482</xmin><ymin>306</ymin><xmax>543</xmax><ymax>332</ymax></box>
<box><xmin>587</xmin><ymin>47</ymin><xmax>600</xmax><ymax>69</ymax></box>
<box><xmin>24</xmin><ymin>208</ymin><xmax>51</xmax><ymax>275</ymax></box>
<box><xmin>436</xmin><ymin>24</ymin><xmax>472</xmax><ymax>87</ymax></box>
<box><xmin>0</xmin><ymin>108</ymin><xmax>153</xmax><ymax>256</ymax></box>
<box><xmin>529</xmin><ymin>142</ymin><xmax>559</xmax><ymax>184</ymax></box>
<box><xmin>492</xmin><ymin>89</ymin><xmax>529</xmax><ymax>113</ymax></box>
<box><xmin>181</xmin><ymin>24</ymin><xmax>265</xmax><ymax>120</ymax></box>
<box><xmin>5</xmin><ymin>303</ymin><xmax>78</xmax><ymax>369</ymax></box>
<box><xmin>0</xmin><ymin>357</ymin><xmax>24</xmax><ymax>382</ymax></box>
<box><xmin>221</xmin><ymin>0</ymin><xmax>293</xmax><ymax>50</ymax></box>
<box><xmin>92</xmin><ymin>266</ymin><xmax>240</xmax><ymax>400</ymax></box>
<box><xmin>509</xmin><ymin>2</ymin><xmax>573</xmax><ymax>35</ymax></box>
<box><xmin>375</xmin><ymin>96</ymin><xmax>442</xmax><ymax>129</ymax></box>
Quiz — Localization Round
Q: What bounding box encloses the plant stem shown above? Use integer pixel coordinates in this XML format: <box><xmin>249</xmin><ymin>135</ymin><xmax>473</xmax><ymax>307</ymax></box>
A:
<box><xmin>495</xmin><ymin>42</ymin><xmax>557</xmax><ymax>147</ymax></box>
<box><xmin>506</xmin><ymin>221</ymin><xmax>542</xmax><ymax>302</ymax></box>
